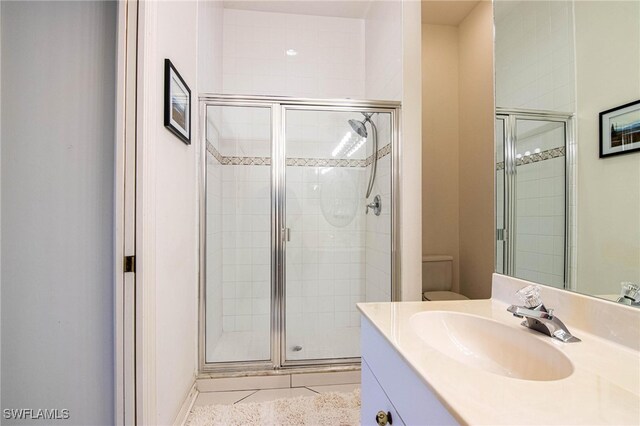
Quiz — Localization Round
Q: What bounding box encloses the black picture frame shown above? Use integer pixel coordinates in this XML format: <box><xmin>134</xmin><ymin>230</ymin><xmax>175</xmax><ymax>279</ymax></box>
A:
<box><xmin>164</xmin><ymin>59</ymin><xmax>191</xmax><ymax>145</ymax></box>
<box><xmin>599</xmin><ymin>99</ymin><xmax>640</xmax><ymax>158</ymax></box>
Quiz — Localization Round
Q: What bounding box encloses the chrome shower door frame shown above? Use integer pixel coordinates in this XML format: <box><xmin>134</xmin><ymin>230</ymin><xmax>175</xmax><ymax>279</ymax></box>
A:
<box><xmin>496</xmin><ymin>108</ymin><xmax>575</xmax><ymax>290</ymax></box>
<box><xmin>198</xmin><ymin>95</ymin><xmax>401</xmax><ymax>375</ymax></box>
<box><xmin>198</xmin><ymin>98</ymin><xmax>279</xmax><ymax>374</ymax></box>
<box><xmin>277</xmin><ymin>103</ymin><xmax>399</xmax><ymax>369</ymax></box>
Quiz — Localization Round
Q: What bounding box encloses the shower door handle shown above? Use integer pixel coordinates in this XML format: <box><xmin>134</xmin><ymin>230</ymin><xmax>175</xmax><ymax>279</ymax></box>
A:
<box><xmin>282</xmin><ymin>227</ymin><xmax>291</xmax><ymax>242</ymax></box>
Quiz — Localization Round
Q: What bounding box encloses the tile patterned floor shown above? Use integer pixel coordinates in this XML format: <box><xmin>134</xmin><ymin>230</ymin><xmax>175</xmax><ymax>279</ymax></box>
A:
<box><xmin>193</xmin><ymin>383</ymin><xmax>360</xmax><ymax>407</ymax></box>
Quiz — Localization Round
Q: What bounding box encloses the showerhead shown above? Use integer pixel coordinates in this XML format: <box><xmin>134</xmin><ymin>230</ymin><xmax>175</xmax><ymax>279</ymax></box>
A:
<box><xmin>348</xmin><ymin>119</ymin><xmax>368</xmax><ymax>138</ymax></box>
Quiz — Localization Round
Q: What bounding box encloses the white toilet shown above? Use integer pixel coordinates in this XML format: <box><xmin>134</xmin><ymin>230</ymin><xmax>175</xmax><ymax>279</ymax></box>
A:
<box><xmin>422</xmin><ymin>255</ymin><xmax>469</xmax><ymax>301</ymax></box>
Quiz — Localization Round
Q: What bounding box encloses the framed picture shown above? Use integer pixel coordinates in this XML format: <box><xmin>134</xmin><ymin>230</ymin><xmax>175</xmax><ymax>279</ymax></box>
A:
<box><xmin>164</xmin><ymin>59</ymin><xmax>191</xmax><ymax>144</ymax></box>
<box><xmin>599</xmin><ymin>99</ymin><xmax>640</xmax><ymax>158</ymax></box>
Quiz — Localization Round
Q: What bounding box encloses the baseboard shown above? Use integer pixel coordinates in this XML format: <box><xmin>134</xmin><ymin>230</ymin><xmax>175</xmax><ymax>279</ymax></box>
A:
<box><xmin>173</xmin><ymin>381</ymin><xmax>198</xmax><ymax>426</ymax></box>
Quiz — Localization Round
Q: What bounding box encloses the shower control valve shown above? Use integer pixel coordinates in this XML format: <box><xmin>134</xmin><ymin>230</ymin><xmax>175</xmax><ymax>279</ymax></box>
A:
<box><xmin>366</xmin><ymin>195</ymin><xmax>382</xmax><ymax>216</ymax></box>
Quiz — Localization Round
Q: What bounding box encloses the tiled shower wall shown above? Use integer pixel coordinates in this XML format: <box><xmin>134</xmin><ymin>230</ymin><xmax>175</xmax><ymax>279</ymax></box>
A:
<box><xmin>220</xmin><ymin>163</ymin><xmax>271</xmax><ymax>333</ymax></box>
<box><xmin>515</xmin><ymin>158</ymin><xmax>565</xmax><ymax>286</ymax></box>
<box><xmin>365</xmin><ymin>115</ymin><xmax>392</xmax><ymax>302</ymax></box>
<box><xmin>494</xmin><ymin>0</ymin><xmax>576</xmax><ymax>112</ymax></box>
<box><xmin>285</xmin><ymin>166</ymin><xmax>367</xmax><ymax>349</ymax></box>
<box><xmin>205</xmin><ymin>113</ymin><xmax>224</xmax><ymax>359</ymax></box>
<box><xmin>222</xmin><ymin>9</ymin><xmax>365</xmax><ymax>98</ymax></box>
<box><xmin>205</xmin><ymin>111</ymin><xmax>393</xmax><ymax>359</ymax></box>
<box><xmin>207</xmin><ymin>109</ymin><xmax>391</xmax><ymax>339</ymax></box>
<box><xmin>213</xmin><ymin>107</ymin><xmax>272</xmax><ymax>337</ymax></box>
<box><xmin>285</xmin><ymin>110</ymin><xmax>369</xmax><ymax>358</ymax></box>
<box><xmin>514</xmin><ymin>124</ymin><xmax>566</xmax><ymax>287</ymax></box>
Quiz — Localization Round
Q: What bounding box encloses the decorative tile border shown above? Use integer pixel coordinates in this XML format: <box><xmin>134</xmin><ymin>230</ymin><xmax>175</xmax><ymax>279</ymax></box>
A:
<box><xmin>286</xmin><ymin>157</ymin><xmax>366</xmax><ymax>167</ymax></box>
<box><xmin>207</xmin><ymin>141</ymin><xmax>391</xmax><ymax>167</ymax></box>
<box><xmin>367</xmin><ymin>143</ymin><xmax>391</xmax><ymax>166</ymax></box>
<box><xmin>206</xmin><ymin>142</ymin><xmax>224</xmax><ymax>164</ymax></box>
<box><xmin>495</xmin><ymin>146</ymin><xmax>565</xmax><ymax>170</ymax></box>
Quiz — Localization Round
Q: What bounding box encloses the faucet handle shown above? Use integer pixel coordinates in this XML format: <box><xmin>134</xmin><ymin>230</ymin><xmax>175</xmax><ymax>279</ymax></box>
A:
<box><xmin>516</xmin><ymin>285</ymin><xmax>543</xmax><ymax>308</ymax></box>
<box><xmin>617</xmin><ymin>282</ymin><xmax>640</xmax><ymax>304</ymax></box>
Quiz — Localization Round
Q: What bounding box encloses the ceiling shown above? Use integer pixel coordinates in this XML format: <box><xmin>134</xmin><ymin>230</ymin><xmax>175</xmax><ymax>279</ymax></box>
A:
<box><xmin>223</xmin><ymin>1</ymin><xmax>372</xmax><ymax>19</ymax></box>
<box><xmin>421</xmin><ymin>0</ymin><xmax>480</xmax><ymax>25</ymax></box>
<box><xmin>223</xmin><ymin>0</ymin><xmax>481</xmax><ymax>25</ymax></box>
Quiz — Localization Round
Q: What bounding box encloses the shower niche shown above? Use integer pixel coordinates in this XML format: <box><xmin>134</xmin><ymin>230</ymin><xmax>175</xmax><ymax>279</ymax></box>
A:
<box><xmin>200</xmin><ymin>96</ymin><xmax>400</xmax><ymax>372</ymax></box>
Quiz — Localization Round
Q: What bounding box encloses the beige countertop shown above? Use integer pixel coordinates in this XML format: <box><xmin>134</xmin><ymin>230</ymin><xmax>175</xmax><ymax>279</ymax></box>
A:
<box><xmin>357</xmin><ymin>298</ymin><xmax>640</xmax><ymax>425</ymax></box>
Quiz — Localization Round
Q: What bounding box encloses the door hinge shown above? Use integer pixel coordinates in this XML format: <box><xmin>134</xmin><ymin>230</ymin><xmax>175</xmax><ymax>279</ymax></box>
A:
<box><xmin>124</xmin><ymin>255</ymin><xmax>136</xmax><ymax>273</ymax></box>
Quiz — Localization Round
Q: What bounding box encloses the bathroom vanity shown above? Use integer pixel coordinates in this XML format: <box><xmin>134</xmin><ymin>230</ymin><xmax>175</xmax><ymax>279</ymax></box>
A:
<box><xmin>358</xmin><ymin>275</ymin><xmax>640</xmax><ymax>425</ymax></box>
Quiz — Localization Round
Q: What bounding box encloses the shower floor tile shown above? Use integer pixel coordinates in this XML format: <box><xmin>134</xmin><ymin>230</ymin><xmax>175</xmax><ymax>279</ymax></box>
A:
<box><xmin>206</xmin><ymin>326</ymin><xmax>361</xmax><ymax>363</ymax></box>
<box><xmin>207</xmin><ymin>331</ymin><xmax>270</xmax><ymax>363</ymax></box>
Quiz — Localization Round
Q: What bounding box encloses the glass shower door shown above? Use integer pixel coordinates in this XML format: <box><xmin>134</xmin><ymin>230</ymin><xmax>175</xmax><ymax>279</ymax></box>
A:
<box><xmin>282</xmin><ymin>107</ymin><xmax>393</xmax><ymax>364</ymax></box>
<box><xmin>496</xmin><ymin>110</ymin><xmax>569</xmax><ymax>289</ymax></box>
<box><xmin>203</xmin><ymin>104</ymin><xmax>273</xmax><ymax>365</ymax></box>
<box><xmin>513</xmin><ymin>119</ymin><xmax>566</xmax><ymax>288</ymax></box>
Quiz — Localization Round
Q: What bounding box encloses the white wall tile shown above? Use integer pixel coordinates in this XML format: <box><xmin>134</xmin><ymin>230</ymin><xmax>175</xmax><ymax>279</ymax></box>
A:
<box><xmin>222</xmin><ymin>9</ymin><xmax>365</xmax><ymax>99</ymax></box>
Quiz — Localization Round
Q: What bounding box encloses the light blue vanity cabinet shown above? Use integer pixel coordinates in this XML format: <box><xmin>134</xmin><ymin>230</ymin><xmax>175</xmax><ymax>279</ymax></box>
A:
<box><xmin>360</xmin><ymin>317</ymin><xmax>458</xmax><ymax>426</ymax></box>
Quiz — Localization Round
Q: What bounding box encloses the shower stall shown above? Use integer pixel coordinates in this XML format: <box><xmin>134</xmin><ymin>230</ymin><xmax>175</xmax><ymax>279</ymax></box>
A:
<box><xmin>495</xmin><ymin>108</ymin><xmax>573</xmax><ymax>290</ymax></box>
<box><xmin>200</xmin><ymin>95</ymin><xmax>400</xmax><ymax>372</ymax></box>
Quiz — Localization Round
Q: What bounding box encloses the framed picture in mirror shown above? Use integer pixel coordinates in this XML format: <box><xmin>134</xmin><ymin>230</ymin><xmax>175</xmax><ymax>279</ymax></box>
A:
<box><xmin>164</xmin><ymin>59</ymin><xmax>191</xmax><ymax>145</ymax></box>
<box><xmin>599</xmin><ymin>100</ymin><xmax>640</xmax><ymax>158</ymax></box>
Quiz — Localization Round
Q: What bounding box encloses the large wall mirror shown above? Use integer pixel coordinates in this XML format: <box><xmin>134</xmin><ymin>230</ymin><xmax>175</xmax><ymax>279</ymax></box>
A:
<box><xmin>494</xmin><ymin>0</ymin><xmax>640</xmax><ymax>304</ymax></box>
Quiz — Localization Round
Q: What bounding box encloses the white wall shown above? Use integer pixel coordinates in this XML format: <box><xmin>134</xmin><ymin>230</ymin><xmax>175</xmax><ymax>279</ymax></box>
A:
<box><xmin>1</xmin><ymin>1</ymin><xmax>116</xmax><ymax>424</ymax></box>
<box><xmin>137</xmin><ymin>0</ymin><xmax>223</xmax><ymax>423</ymax></box>
<box><xmin>221</xmin><ymin>9</ymin><xmax>365</xmax><ymax>98</ymax></box>
<box><xmin>574</xmin><ymin>0</ymin><xmax>640</xmax><ymax>296</ymax></box>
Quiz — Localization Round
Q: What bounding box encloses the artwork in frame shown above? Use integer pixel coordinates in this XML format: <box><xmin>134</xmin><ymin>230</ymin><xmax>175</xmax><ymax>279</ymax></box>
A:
<box><xmin>164</xmin><ymin>59</ymin><xmax>191</xmax><ymax>145</ymax></box>
<box><xmin>599</xmin><ymin>99</ymin><xmax>640</xmax><ymax>158</ymax></box>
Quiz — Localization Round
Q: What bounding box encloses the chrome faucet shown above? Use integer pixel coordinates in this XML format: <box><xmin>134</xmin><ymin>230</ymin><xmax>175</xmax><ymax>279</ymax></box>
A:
<box><xmin>616</xmin><ymin>282</ymin><xmax>640</xmax><ymax>306</ymax></box>
<box><xmin>507</xmin><ymin>285</ymin><xmax>581</xmax><ymax>343</ymax></box>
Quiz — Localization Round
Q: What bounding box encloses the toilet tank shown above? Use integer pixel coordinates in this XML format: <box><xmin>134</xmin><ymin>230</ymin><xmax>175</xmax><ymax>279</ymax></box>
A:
<box><xmin>422</xmin><ymin>255</ymin><xmax>453</xmax><ymax>292</ymax></box>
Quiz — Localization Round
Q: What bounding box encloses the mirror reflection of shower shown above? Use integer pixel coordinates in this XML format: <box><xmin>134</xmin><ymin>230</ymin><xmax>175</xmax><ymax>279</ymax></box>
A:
<box><xmin>348</xmin><ymin>113</ymin><xmax>378</xmax><ymax>199</ymax></box>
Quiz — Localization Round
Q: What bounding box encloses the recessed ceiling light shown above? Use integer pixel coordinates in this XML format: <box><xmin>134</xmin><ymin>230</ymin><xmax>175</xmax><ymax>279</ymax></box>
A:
<box><xmin>286</xmin><ymin>49</ymin><xmax>298</xmax><ymax>56</ymax></box>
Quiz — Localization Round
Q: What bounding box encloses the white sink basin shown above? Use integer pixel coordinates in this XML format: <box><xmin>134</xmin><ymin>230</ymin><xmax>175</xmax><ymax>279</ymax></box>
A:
<box><xmin>409</xmin><ymin>311</ymin><xmax>574</xmax><ymax>381</ymax></box>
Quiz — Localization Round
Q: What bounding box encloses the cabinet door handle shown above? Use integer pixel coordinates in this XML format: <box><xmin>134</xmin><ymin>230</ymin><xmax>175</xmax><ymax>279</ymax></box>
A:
<box><xmin>376</xmin><ymin>411</ymin><xmax>392</xmax><ymax>425</ymax></box>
